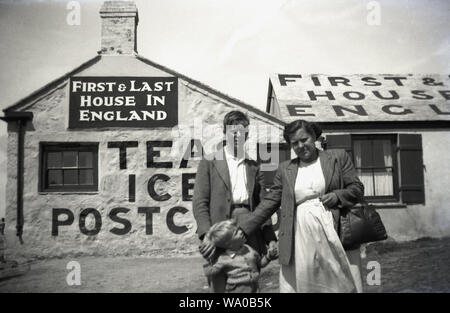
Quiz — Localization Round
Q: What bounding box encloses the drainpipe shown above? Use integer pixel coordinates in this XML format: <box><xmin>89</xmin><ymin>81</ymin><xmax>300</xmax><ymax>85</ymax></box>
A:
<box><xmin>0</xmin><ymin>112</ymin><xmax>33</xmax><ymax>244</ymax></box>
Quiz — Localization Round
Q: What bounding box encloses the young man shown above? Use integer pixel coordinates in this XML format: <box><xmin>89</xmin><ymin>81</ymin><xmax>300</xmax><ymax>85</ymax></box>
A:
<box><xmin>193</xmin><ymin>110</ymin><xmax>278</xmax><ymax>293</ymax></box>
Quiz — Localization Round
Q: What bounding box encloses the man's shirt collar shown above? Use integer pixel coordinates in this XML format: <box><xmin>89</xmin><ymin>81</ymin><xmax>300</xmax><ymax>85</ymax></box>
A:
<box><xmin>224</xmin><ymin>146</ymin><xmax>249</xmax><ymax>163</ymax></box>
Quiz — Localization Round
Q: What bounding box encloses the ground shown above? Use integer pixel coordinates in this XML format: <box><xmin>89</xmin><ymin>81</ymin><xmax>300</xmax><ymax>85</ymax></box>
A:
<box><xmin>0</xmin><ymin>237</ymin><xmax>449</xmax><ymax>293</ymax></box>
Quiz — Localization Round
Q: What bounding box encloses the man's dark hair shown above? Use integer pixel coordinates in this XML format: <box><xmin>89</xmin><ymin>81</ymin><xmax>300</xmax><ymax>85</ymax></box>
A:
<box><xmin>283</xmin><ymin>119</ymin><xmax>322</xmax><ymax>144</ymax></box>
<box><xmin>223</xmin><ymin>111</ymin><xmax>249</xmax><ymax>133</ymax></box>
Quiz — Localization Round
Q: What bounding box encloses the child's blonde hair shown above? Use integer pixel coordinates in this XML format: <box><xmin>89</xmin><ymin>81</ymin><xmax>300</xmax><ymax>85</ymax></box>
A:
<box><xmin>206</xmin><ymin>219</ymin><xmax>237</xmax><ymax>249</ymax></box>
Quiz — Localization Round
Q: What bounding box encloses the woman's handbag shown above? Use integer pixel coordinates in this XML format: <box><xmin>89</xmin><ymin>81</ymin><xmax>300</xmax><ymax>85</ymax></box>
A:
<box><xmin>339</xmin><ymin>201</ymin><xmax>388</xmax><ymax>249</ymax></box>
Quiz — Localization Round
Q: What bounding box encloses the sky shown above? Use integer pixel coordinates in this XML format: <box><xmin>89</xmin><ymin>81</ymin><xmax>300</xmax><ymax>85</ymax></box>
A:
<box><xmin>0</xmin><ymin>0</ymin><xmax>449</xmax><ymax>217</ymax></box>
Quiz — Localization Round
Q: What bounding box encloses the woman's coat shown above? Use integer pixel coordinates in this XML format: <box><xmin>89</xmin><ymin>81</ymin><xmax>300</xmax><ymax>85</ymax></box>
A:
<box><xmin>239</xmin><ymin>149</ymin><xmax>364</xmax><ymax>265</ymax></box>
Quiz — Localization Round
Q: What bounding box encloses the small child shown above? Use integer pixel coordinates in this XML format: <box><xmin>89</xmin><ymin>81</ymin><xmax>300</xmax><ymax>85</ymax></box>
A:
<box><xmin>203</xmin><ymin>219</ymin><xmax>277</xmax><ymax>293</ymax></box>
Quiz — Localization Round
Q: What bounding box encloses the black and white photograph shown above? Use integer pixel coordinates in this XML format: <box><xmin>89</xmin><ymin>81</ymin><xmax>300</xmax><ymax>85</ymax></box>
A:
<box><xmin>0</xmin><ymin>0</ymin><xmax>449</xmax><ymax>298</ymax></box>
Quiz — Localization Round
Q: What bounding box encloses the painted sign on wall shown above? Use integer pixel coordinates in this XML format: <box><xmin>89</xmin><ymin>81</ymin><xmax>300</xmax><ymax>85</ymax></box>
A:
<box><xmin>50</xmin><ymin>139</ymin><xmax>200</xmax><ymax>237</ymax></box>
<box><xmin>69</xmin><ymin>77</ymin><xmax>178</xmax><ymax>128</ymax></box>
<box><xmin>50</xmin><ymin>139</ymin><xmax>282</xmax><ymax>237</ymax></box>
<box><xmin>269</xmin><ymin>74</ymin><xmax>450</xmax><ymax>122</ymax></box>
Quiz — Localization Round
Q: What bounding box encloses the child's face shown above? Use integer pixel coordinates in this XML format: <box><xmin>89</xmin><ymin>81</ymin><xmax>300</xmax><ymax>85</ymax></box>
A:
<box><xmin>226</xmin><ymin>227</ymin><xmax>246</xmax><ymax>250</ymax></box>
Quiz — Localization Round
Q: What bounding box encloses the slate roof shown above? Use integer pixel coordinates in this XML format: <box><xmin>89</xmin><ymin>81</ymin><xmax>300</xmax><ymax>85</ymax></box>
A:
<box><xmin>268</xmin><ymin>73</ymin><xmax>450</xmax><ymax>123</ymax></box>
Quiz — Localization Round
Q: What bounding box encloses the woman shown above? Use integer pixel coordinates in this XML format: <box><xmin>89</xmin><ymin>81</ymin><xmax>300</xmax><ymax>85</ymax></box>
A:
<box><xmin>239</xmin><ymin>120</ymin><xmax>365</xmax><ymax>292</ymax></box>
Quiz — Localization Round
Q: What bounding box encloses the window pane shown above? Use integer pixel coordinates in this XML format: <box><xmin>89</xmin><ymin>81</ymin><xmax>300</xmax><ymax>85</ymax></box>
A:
<box><xmin>48</xmin><ymin>170</ymin><xmax>63</xmax><ymax>186</ymax></box>
<box><xmin>357</xmin><ymin>169</ymin><xmax>374</xmax><ymax>196</ymax></box>
<box><xmin>353</xmin><ymin>141</ymin><xmax>362</xmax><ymax>168</ymax></box>
<box><xmin>382</xmin><ymin>140</ymin><xmax>393</xmax><ymax>167</ymax></box>
<box><xmin>63</xmin><ymin>169</ymin><xmax>78</xmax><ymax>185</ymax></box>
<box><xmin>63</xmin><ymin>151</ymin><xmax>78</xmax><ymax>168</ymax></box>
<box><xmin>372</xmin><ymin>140</ymin><xmax>392</xmax><ymax>168</ymax></box>
<box><xmin>372</xmin><ymin>140</ymin><xmax>384</xmax><ymax>168</ymax></box>
<box><xmin>47</xmin><ymin>152</ymin><xmax>62</xmax><ymax>168</ymax></box>
<box><xmin>79</xmin><ymin>152</ymin><xmax>93</xmax><ymax>168</ymax></box>
<box><xmin>374</xmin><ymin>169</ymin><xmax>393</xmax><ymax>196</ymax></box>
<box><xmin>79</xmin><ymin>169</ymin><xmax>94</xmax><ymax>185</ymax></box>
<box><xmin>355</xmin><ymin>140</ymin><xmax>373</xmax><ymax>168</ymax></box>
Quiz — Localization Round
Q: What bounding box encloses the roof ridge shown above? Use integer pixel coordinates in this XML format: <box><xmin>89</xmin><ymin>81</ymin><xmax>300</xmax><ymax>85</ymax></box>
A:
<box><xmin>3</xmin><ymin>53</ymin><xmax>285</xmax><ymax>127</ymax></box>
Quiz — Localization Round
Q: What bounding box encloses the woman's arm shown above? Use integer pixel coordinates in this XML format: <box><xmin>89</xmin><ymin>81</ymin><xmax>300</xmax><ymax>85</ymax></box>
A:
<box><xmin>256</xmin><ymin>168</ymin><xmax>278</xmax><ymax>244</ymax></box>
<box><xmin>333</xmin><ymin>150</ymin><xmax>365</xmax><ymax>209</ymax></box>
<box><xmin>238</xmin><ymin>166</ymin><xmax>283</xmax><ymax>237</ymax></box>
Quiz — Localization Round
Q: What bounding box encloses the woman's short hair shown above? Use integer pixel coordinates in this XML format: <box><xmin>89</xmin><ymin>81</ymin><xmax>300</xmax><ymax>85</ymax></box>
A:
<box><xmin>206</xmin><ymin>219</ymin><xmax>237</xmax><ymax>249</ymax></box>
<box><xmin>223</xmin><ymin>111</ymin><xmax>249</xmax><ymax>133</ymax></box>
<box><xmin>283</xmin><ymin>119</ymin><xmax>322</xmax><ymax>144</ymax></box>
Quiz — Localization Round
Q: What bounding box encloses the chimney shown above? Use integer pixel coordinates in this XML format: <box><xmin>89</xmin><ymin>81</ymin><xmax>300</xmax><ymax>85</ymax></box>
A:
<box><xmin>99</xmin><ymin>1</ymin><xmax>139</xmax><ymax>55</ymax></box>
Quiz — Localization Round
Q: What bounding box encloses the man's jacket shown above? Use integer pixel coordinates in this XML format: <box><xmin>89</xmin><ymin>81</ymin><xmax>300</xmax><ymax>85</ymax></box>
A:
<box><xmin>192</xmin><ymin>149</ymin><xmax>277</xmax><ymax>252</ymax></box>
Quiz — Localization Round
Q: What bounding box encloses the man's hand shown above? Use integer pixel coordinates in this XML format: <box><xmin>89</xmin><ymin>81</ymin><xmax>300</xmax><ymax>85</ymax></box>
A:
<box><xmin>199</xmin><ymin>236</ymin><xmax>216</xmax><ymax>262</ymax></box>
<box><xmin>320</xmin><ymin>192</ymin><xmax>339</xmax><ymax>208</ymax></box>
<box><xmin>267</xmin><ymin>240</ymin><xmax>278</xmax><ymax>260</ymax></box>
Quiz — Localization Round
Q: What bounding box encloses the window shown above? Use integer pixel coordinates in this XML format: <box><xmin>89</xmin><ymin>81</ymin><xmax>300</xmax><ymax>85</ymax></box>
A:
<box><xmin>352</xmin><ymin>135</ymin><xmax>398</xmax><ymax>201</ymax></box>
<box><xmin>40</xmin><ymin>143</ymin><xmax>98</xmax><ymax>192</ymax></box>
<box><xmin>325</xmin><ymin>133</ymin><xmax>425</xmax><ymax>205</ymax></box>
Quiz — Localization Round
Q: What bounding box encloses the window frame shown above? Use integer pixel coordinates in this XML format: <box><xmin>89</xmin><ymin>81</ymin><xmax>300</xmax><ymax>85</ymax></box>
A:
<box><xmin>39</xmin><ymin>142</ymin><xmax>99</xmax><ymax>192</ymax></box>
<box><xmin>351</xmin><ymin>134</ymin><xmax>399</xmax><ymax>202</ymax></box>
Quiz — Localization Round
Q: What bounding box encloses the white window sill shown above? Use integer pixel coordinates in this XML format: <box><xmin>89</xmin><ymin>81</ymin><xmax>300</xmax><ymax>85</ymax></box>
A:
<box><xmin>38</xmin><ymin>191</ymin><xmax>99</xmax><ymax>195</ymax></box>
<box><xmin>355</xmin><ymin>202</ymin><xmax>407</xmax><ymax>209</ymax></box>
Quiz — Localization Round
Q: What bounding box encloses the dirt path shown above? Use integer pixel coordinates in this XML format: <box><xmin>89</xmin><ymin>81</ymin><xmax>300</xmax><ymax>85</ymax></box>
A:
<box><xmin>0</xmin><ymin>237</ymin><xmax>449</xmax><ymax>293</ymax></box>
<box><xmin>362</xmin><ymin>237</ymin><xmax>450</xmax><ymax>292</ymax></box>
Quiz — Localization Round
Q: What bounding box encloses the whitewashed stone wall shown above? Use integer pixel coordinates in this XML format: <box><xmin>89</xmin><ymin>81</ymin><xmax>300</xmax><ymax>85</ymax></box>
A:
<box><xmin>4</xmin><ymin>58</ymin><xmax>284</xmax><ymax>259</ymax></box>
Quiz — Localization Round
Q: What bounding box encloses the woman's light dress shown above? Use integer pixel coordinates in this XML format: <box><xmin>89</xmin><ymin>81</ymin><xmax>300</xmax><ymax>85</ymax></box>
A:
<box><xmin>279</xmin><ymin>157</ymin><xmax>359</xmax><ymax>293</ymax></box>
